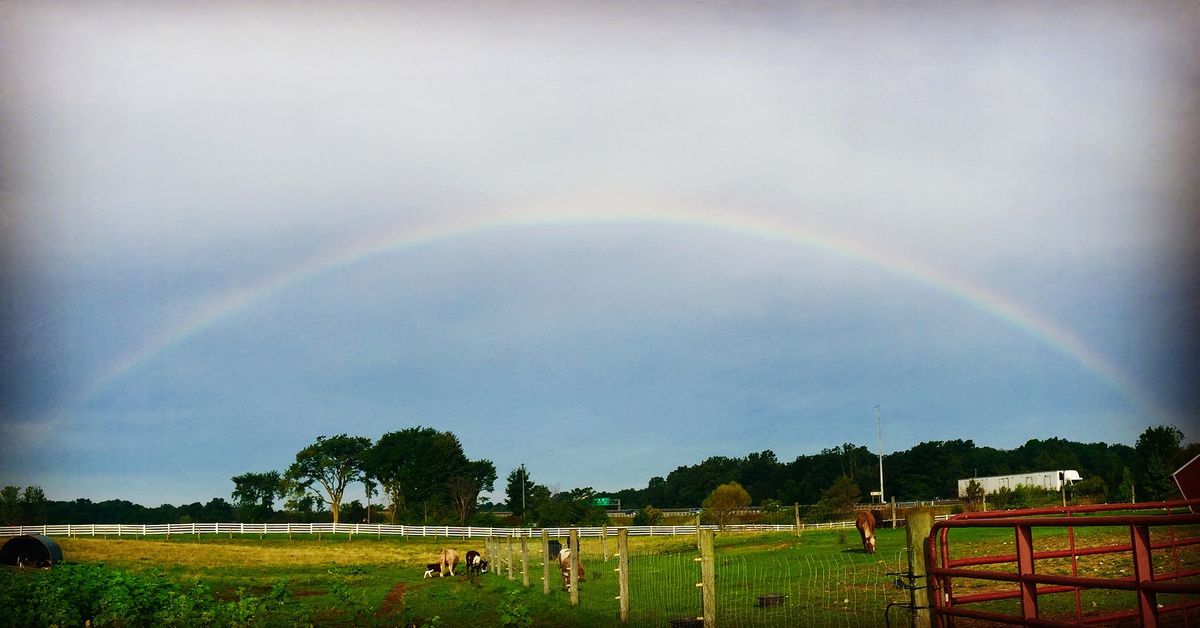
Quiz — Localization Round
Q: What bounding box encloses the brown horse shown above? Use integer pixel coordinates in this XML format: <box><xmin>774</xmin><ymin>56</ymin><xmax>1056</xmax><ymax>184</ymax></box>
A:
<box><xmin>855</xmin><ymin>511</ymin><xmax>877</xmax><ymax>554</ymax></box>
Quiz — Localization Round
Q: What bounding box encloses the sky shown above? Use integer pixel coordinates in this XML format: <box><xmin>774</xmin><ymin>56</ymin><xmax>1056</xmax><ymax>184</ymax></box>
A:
<box><xmin>1</xmin><ymin>1</ymin><xmax>1197</xmax><ymax>508</ymax></box>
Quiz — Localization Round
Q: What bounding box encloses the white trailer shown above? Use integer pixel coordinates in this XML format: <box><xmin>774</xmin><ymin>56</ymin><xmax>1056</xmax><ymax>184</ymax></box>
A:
<box><xmin>957</xmin><ymin>470</ymin><xmax>1082</xmax><ymax>497</ymax></box>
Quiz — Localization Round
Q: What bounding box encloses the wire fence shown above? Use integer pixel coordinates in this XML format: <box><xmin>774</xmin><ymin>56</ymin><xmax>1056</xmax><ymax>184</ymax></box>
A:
<box><xmin>483</xmin><ymin>530</ymin><xmax>913</xmax><ymax>627</ymax></box>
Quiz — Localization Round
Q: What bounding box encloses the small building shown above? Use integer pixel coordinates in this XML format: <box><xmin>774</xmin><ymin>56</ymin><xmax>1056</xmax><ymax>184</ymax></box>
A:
<box><xmin>957</xmin><ymin>470</ymin><xmax>1081</xmax><ymax>497</ymax></box>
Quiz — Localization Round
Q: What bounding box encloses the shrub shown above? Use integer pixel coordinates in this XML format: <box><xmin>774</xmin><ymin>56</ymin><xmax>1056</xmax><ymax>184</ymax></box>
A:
<box><xmin>632</xmin><ymin>506</ymin><xmax>663</xmax><ymax>526</ymax></box>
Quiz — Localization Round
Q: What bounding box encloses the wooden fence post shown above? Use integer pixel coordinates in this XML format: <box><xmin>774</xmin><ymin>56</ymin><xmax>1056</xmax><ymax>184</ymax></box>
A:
<box><xmin>906</xmin><ymin>508</ymin><xmax>934</xmax><ymax>628</ymax></box>
<box><xmin>569</xmin><ymin>528</ymin><xmax>580</xmax><ymax>607</ymax></box>
<box><xmin>507</xmin><ymin>535</ymin><xmax>515</xmax><ymax>580</ymax></box>
<box><xmin>521</xmin><ymin>535</ymin><xmax>530</xmax><ymax>587</ymax></box>
<box><xmin>618</xmin><ymin>527</ymin><xmax>630</xmax><ymax>624</ymax></box>
<box><xmin>794</xmin><ymin>503</ymin><xmax>801</xmax><ymax>536</ymax></box>
<box><xmin>892</xmin><ymin>497</ymin><xmax>898</xmax><ymax>529</ymax></box>
<box><xmin>541</xmin><ymin>529</ymin><xmax>551</xmax><ymax>595</ymax></box>
<box><xmin>601</xmin><ymin>524</ymin><xmax>609</xmax><ymax>562</ymax></box>
<box><xmin>699</xmin><ymin>527</ymin><xmax>717</xmax><ymax>627</ymax></box>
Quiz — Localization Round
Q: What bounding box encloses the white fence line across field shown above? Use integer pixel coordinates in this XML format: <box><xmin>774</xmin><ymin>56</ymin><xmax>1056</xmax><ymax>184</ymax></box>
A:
<box><xmin>0</xmin><ymin>515</ymin><xmax>948</xmax><ymax>540</ymax></box>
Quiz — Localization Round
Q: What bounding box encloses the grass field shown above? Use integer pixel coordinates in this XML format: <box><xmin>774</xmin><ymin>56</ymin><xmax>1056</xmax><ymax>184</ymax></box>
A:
<box><xmin>2</xmin><ymin>522</ymin><xmax>1196</xmax><ymax>626</ymax></box>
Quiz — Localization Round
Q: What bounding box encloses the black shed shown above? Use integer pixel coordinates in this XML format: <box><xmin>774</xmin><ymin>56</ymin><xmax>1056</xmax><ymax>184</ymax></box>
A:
<box><xmin>0</xmin><ymin>534</ymin><xmax>64</xmax><ymax>567</ymax></box>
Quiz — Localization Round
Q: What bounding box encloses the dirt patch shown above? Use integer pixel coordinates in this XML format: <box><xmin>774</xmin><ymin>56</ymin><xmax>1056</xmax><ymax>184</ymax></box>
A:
<box><xmin>375</xmin><ymin>581</ymin><xmax>406</xmax><ymax>617</ymax></box>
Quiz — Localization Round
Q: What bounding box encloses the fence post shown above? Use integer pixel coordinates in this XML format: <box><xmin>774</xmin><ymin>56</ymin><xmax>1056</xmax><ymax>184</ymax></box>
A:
<box><xmin>601</xmin><ymin>524</ymin><xmax>608</xmax><ymax>562</ymax></box>
<box><xmin>507</xmin><ymin>535</ymin><xmax>515</xmax><ymax>580</ymax></box>
<box><xmin>618</xmin><ymin>527</ymin><xmax>630</xmax><ymax>624</ymax></box>
<box><xmin>541</xmin><ymin>530</ymin><xmax>551</xmax><ymax>594</ymax></box>
<box><xmin>892</xmin><ymin>497</ymin><xmax>897</xmax><ymax>529</ymax></box>
<box><xmin>521</xmin><ymin>535</ymin><xmax>530</xmax><ymax>587</ymax></box>
<box><xmin>906</xmin><ymin>508</ymin><xmax>934</xmax><ymax>628</ymax></box>
<box><xmin>699</xmin><ymin>527</ymin><xmax>716</xmax><ymax>627</ymax></box>
<box><xmin>794</xmin><ymin>503</ymin><xmax>801</xmax><ymax>536</ymax></box>
<box><xmin>569</xmin><ymin>528</ymin><xmax>580</xmax><ymax>607</ymax></box>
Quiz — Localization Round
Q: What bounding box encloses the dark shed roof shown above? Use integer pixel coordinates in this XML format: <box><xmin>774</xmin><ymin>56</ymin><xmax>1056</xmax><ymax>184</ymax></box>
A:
<box><xmin>0</xmin><ymin>534</ymin><xmax>64</xmax><ymax>566</ymax></box>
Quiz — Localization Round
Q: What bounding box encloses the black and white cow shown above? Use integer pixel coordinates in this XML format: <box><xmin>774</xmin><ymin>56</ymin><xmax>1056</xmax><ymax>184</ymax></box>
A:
<box><xmin>465</xmin><ymin>550</ymin><xmax>488</xmax><ymax>574</ymax></box>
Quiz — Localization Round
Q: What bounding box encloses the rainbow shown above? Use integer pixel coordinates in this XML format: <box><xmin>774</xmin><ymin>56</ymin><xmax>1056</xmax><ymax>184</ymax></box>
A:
<box><xmin>59</xmin><ymin>205</ymin><xmax>1173</xmax><ymax>424</ymax></box>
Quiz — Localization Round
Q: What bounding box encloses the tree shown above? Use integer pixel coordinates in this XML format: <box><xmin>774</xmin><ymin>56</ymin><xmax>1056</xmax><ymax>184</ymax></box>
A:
<box><xmin>363</xmin><ymin>426</ymin><xmax>491</xmax><ymax>524</ymax></box>
<box><xmin>21</xmin><ymin>486</ymin><xmax>47</xmax><ymax>525</ymax></box>
<box><xmin>821</xmin><ymin>476</ymin><xmax>861</xmax><ymax>516</ymax></box>
<box><xmin>448</xmin><ymin>459</ymin><xmax>497</xmax><ymax>524</ymax></box>
<box><xmin>365</xmin><ymin>427</ymin><xmax>464</xmax><ymax>523</ymax></box>
<box><xmin>1134</xmin><ymin>426</ymin><xmax>1185</xmax><ymax>501</ymax></box>
<box><xmin>505</xmin><ymin>465</ymin><xmax>536</xmax><ymax>517</ymax></box>
<box><xmin>702</xmin><ymin>481</ymin><xmax>751</xmax><ymax>529</ymax></box>
<box><xmin>0</xmin><ymin>486</ymin><xmax>21</xmax><ymax>525</ymax></box>
<box><xmin>633</xmin><ymin>505</ymin><xmax>663</xmax><ymax>525</ymax></box>
<box><xmin>231</xmin><ymin>471</ymin><xmax>283</xmax><ymax>522</ymax></box>
<box><xmin>284</xmin><ymin>434</ymin><xmax>372</xmax><ymax>523</ymax></box>
<box><xmin>964</xmin><ymin>479</ymin><xmax>984</xmax><ymax>511</ymax></box>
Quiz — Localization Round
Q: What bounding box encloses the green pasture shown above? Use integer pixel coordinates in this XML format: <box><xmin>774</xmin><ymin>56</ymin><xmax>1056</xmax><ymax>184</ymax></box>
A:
<box><xmin>2</xmin><ymin>523</ymin><xmax>1195</xmax><ymax>626</ymax></box>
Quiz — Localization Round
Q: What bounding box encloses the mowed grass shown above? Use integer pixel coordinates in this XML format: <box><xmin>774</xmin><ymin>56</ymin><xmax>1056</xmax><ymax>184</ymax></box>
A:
<box><xmin>43</xmin><ymin>529</ymin><xmax>909</xmax><ymax>626</ymax></box>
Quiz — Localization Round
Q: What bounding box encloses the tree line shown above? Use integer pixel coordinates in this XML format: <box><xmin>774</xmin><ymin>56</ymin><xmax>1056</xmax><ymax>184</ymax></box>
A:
<box><xmin>3</xmin><ymin>425</ymin><xmax>1194</xmax><ymax>526</ymax></box>
<box><xmin>594</xmin><ymin>426</ymin><xmax>1198</xmax><ymax>511</ymax></box>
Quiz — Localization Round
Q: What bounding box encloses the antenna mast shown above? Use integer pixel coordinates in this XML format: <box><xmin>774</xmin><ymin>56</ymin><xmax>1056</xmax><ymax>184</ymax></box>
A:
<box><xmin>876</xmin><ymin>405</ymin><xmax>884</xmax><ymax>504</ymax></box>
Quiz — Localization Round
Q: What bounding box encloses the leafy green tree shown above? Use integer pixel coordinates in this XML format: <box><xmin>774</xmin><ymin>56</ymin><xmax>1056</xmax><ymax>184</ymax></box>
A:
<box><xmin>702</xmin><ymin>481</ymin><xmax>751</xmax><ymax>529</ymax></box>
<box><xmin>365</xmin><ymin>427</ymin><xmax>463</xmax><ymax>523</ymax></box>
<box><xmin>231</xmin><ymin>471</ymin><xmax>283</xmax><ymax>522</ymax></box>
<box><xmin>363</xmin><ymin>426</ymin><xmax>491</xmax><ymax>524</ymax></box>
<box><xmin>284</xmin><ymin>434</ymin><xmax>372</xmax><ymax>523</ymax></box>
<box><xmin>202</xmin><ymin>497</ymin><xmax>235</xmax><ymax>522</ymax></box>
<box><xmin>1134</xmin><ymin>425</ymin><xmax>1185</xmax><ymax>501</ymax></box>
<box><xmin>964</xmin><ymin>479</ymin><xmax>984</xmax><ymax>510</ymax></box>
<box><xmin>528</xmin><ymin>489</ymin><xmax>608</xmax><ymax>527</ymax></box>
<box><xmin>21</xmin><ymin>486</ymin><xmax>47</xmax><ymax>525</ymax></box>
<box><xmin>821</xmin><ymin>476</ymin><xmax>861</xmax><ymax>516</ymax></box>
<box><xmin>505</xmin><ymin>465</ymin><xmax>536</xmax><ymax>517</ymax></box>
<box><xmin>632</xmin><ymin>505</ymin><xmax>663</xmax><ymax>525</ymax></box>
<box><xmin>0</xmin><ymin>486</ymin><xmax>21</xmax><ymax>525</ymax></box>
<box><xmin>448</xmin><ymin>459</ymin><xmax>497</xmax><ymax>524</ymax></box>
<box><xmin>1072</xmin><ymin>476</ymin><xmax>1106</xmax><ymax>501</ymax></box>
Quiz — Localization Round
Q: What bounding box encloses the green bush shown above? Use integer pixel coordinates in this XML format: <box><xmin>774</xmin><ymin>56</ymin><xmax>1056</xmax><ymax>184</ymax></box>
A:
<box><xmin>0</xmin><ymin>563</ymin><xmax>301</xmax><ymax>627</ymax></box>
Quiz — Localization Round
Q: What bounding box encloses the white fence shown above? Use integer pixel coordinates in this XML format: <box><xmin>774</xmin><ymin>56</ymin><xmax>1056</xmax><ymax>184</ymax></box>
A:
<box><xmin>0</xmin><ymin>518</ymin><xmax>891</xmax><ymax>540</ymax></box>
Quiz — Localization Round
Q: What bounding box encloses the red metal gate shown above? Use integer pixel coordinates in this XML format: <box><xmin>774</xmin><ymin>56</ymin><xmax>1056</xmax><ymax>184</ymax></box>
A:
<box><xmin>927</xmin><ymin>500</ymin><xmax>1200</xmax><ymax>626</ymax></box>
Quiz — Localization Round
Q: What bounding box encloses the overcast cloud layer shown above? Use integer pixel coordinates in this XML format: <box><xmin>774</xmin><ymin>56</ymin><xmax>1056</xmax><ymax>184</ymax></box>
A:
<box><xmin>2</xmin><ymin>1</ymin><xmax>1197</xmax><ymax>506</ymax></box>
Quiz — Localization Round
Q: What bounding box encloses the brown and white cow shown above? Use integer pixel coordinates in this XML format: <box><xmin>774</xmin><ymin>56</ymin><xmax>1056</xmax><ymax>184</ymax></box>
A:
<box><xmin>439</xmin><ymin>548</ymin><xmax>459</xmax><ymax>576</ymax></box>
<box><xmin>558</xmin><ymin>547</ymin><xmax>586</xmax><ymax>591</ymax></box>
<box><xmin>855</xmin><ymin>510</ymin><xmax>877</xmax><ymax>554</ymax></box>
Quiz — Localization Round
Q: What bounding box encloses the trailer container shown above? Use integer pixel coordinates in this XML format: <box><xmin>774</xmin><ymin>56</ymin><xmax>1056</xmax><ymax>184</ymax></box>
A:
<box><xmin>957</xmin><ymin>469</ymin><xmax>1081</xmax><ymax>497</ymax></box>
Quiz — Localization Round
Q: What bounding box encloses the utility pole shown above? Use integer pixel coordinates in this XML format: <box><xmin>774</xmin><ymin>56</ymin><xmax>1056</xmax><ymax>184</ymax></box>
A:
<box><xmin>876</xmin><ymin>405</ymin><xmax>885</xmax><ymax>505</ymax></box>
<box><xmin>520</xmin><ymin>464</ymin><xmax>526</xmax><ymax>516</ymax></box>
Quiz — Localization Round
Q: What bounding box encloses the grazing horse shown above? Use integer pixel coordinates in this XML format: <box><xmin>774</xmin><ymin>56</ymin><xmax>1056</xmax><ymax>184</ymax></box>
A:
<box><xmin>855</xmin><ymin>510</ymin><xmax>877</xmax><ymax>554</ymax></box>
<box><xmin>558</xmin><ymin>547</ymin><xmax>586</xmax><ymax>591</ymax></box>
<box><xmin>439</xmin><ymin>548</ymin><xmax>459</xmax><ymax>576</ymax></box>
<box><xmin>465</xmin><ymin>550</ymin><xmax>487</xmax><ymax>574</ymax></box>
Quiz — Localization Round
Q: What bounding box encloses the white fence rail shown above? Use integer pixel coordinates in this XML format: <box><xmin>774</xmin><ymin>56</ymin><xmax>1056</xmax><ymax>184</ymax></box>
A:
<box><xmin>0</xmin><ymin>518</ymin><xmax>889</xmax><ymax>540</ymax></box>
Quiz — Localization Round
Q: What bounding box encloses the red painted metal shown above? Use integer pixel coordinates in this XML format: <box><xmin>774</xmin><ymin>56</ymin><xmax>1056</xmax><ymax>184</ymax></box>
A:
<box><xmin>1016</xmin><ymin>524</ymin><xmax>1039</xmax><ymax>621</ymax></box>
<box><xmin>1130</xmin><ymin>524</ymin><xmax>1158</xmax><ymax>627</ymax></box>
<box><xmin>928</xmin><ymin>499</ymin><xmax>1200</xmax><ymax>626</ymax></box>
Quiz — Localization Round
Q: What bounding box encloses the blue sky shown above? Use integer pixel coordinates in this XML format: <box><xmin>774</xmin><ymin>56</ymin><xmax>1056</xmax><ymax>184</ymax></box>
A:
<box><xmin>1</xmin><ymin>1</ymin><xmax>1197</xmax><ymax>507</ymax></box>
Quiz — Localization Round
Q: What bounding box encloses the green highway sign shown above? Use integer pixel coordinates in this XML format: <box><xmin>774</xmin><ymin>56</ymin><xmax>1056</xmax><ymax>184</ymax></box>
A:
<box><xmin>591</xmin><ymin>497</ymin><xmax>611</xmax><ymax>506</ymax></box>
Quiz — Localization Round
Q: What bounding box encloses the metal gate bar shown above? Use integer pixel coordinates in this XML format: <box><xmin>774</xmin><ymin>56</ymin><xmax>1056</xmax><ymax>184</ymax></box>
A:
<box><xmin>927</xmin><ymin>499</ymin><xmax>1200</xmax><ymax>627</ymax></box>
